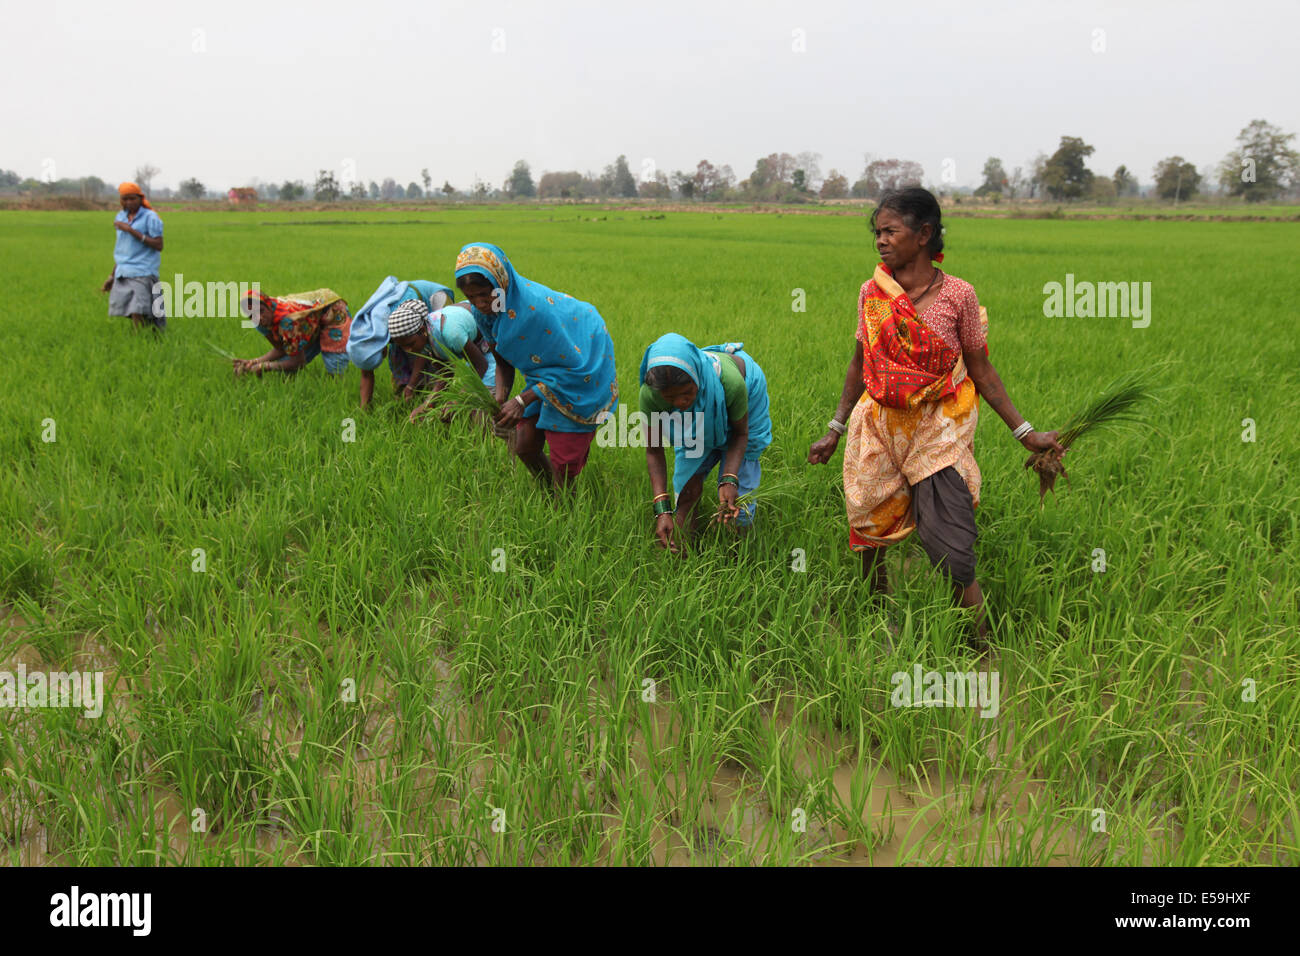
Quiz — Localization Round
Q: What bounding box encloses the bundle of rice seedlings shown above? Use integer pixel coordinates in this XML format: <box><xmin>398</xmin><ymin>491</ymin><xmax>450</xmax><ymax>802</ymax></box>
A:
<box><xmin>710</xmin><ymin>469</ymin><xmax>806</xmax><ymax>526</ymax></box>
<box><xmin>418</xmin><ymin>360</ymin><xmax>504</xmax><ymax>434</ymax></box>
<box><xmin>1025</xmin><ymin>371</ymin><xmax>1151</xmax><ymax>504</ymax></box>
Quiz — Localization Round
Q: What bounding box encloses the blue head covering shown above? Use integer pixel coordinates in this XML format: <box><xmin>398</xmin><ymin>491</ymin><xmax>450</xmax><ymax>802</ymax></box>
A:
<box><xmin>347</xmin><ymin>277</ymin><xmax>455</xmax><ymax>371</ymax></box>
<box><xmin>639</xmin><ymin>333</ymin><xmax>731</xmax><ymax>457</ymax></box>
<box><xmin>454</xmin><ymin>242</ymin><xmax>618</xmax><ymax>432</ymax></box>
<box><xmin>430</xmin><ymin>305</ymin><xmax>475</xmax><ymax>355</ymax></box>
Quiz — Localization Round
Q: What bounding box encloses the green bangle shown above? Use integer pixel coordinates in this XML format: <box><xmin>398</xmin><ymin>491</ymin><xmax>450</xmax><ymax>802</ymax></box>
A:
<box><xmin>718</xmin><ymin>474</ymin><xmax>739</xmax><ymax>487</ymax></box>
<box><xmin>653</xmin><ymin>499</ymin><xmax>674</xmax><ymax>517</ymax></box>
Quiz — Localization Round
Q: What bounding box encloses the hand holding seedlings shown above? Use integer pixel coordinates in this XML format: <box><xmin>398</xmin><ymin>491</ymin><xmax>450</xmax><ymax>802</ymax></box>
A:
<box><xmin>715</xmin><ymin>483</ymin><xmax>741</xmax><ymax>526</ymax></box>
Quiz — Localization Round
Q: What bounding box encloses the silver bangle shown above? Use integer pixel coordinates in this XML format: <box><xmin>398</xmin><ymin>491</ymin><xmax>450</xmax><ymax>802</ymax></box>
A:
<box><xmin>827</xmin><ymin>418</ymin><xmax>847</xmax><ymax>436</ymax></box>
<box><xmin>1012</xmin><ymin>420</ymin><xmax>1034</xmax><ymax>440</ymax></box>
<box><xmin>514</xmin><ymin>394</ymin><xmax>527</xmax><ymax>409</ymax></box>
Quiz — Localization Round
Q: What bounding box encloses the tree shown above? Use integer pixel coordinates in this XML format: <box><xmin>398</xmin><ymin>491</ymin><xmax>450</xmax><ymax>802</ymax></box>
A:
<box><xmin>974</xmin><ymin>157</ymin><xmax>1007</xmax><ymax>197</ymax></box>
<box><xmin>472</xmin><ymin>177</ymin><xmax>489</xmax><ymax>200</ymax></box>
<box><xmin>1041</xmin><ymin>136</ymin><xmax>1095</xmax><ymax>200</ymax></box>
<box><xmin>1112</xmin><ymin>165</ymin><xmax>1138</xmax><ymax>198</ymax></box>
<box><xmin>407</xmin><ymin>182</ymin><xmax>423</xmax><ymax>199</ymax></box>
<box><xmin>380</xmin><ymin>178</ymin><xmax>400</xmax><ymax>200</ymax></box>
<box><xmin>671</xmin><ymin>170</ymin><xmax>695</xmax><ymax>200</ymax></box>
<box><xmin>442</xmin><ymin>180</ymin><xmax>455</xmax><ymax>198</ymax></box>
<box><xmin>691</xmin><ymin>160</ymin><xmax>733</xmax><ymax>201</ymax></box>
<box><xmin>368</xmin><ymin>181</ymin><xmax>380</xmax><ymax>200</ymax></box>
<box><xmin>1217</xmin><ymin>119</ymin><xmax>1300</xmax><ymax>202</ymax></box>
<box><xmin>1198</xmin><ymin>164</ymin><xmax>1219</xmax><ymax>196</ymax></box>
<box><xmin>1025</xmin><ymin>152</ymin><xmax>1049</xmax><ymax>199</ymax></box>
<box><xmin>1088</xmin><ymin>175</ymin><xmax>1117</xmax><ymax>202</ymax></box>
<box><xmin>349</xmin><ymin>182</ymin><xmax>366</xmax><ymax>200</ymax></box>
<box><xmin>421</xmin><ymin>168</ymin><xmax>432</xmax><ymax>194</ymax></box>
<box><xmin>505</xmin><ymin>160</ymin><xmax>536</xmax><ymax>198</ymax></box>
<box><xmin>314</xmin><ymin>170</ymin><xmax>341</xmax><ymax>202</ymax></box>
<box><xmin>601</xmin><ymin>155</ymin><xmax>638</xmax><ymax>198</ymax></box>
<box><xmin>179</xmin><ymin>178</ymin><xmax>205</xmax><ymax>200</ymax></box>
<box><xmin>134</xmin><ymin>164</ymin><xmax>160</xmax><ymax>193</ymax></box>
<box><xmin>639</xmin><ymin>170</ymin><xmax>672</xmax><ymax>199</ymax></box>
<box><xmin>538</xmin><ymin>171</ymin><xmax>583</xmax><ymax>199</ymax></box>
<box><xmin>693</xmin><ymin>161</ymin><xmax>718</xmax><ymax>199</ymax></box>
<box><xmin>280</xmin><ymin>180</ymin><xmax>305</xmax><ymax>201</ymax></box>
<box><xmin>792</xmin><ymin>169</ymin><xmax>807</xmax><ymax>192</ymax></box>
<box><xmin>262</xmin><ymin>182</ymin><xmax>281</xmax><ymax>201</ymax></box>
<box><xmin>1153</xmin><ymin>156</ymin><xmax>1200</xmax><ymax>202</ymax></box>
<box><xmin>820</xmin><ymin>169</ymin><xmax>849</xmax><ymax>199</ymax></box>
<box><xmin>795</xmin><ymin>151</ymin><xmax>823</xmax><ymax>192</ymax></box>
<box><xmin>855</xmin><ymin>158</ymin><xmax>924</xmax><ymax>199</ymax></box>
<box><xmin>766</xmin><ymin>152</ymin><xmax>798</xmax><ymax>183</ymax></box>
<box><xmin>1007</xmin><ymin>166</ymin><xmax>1025</xmax><ymax>199</ymax></box>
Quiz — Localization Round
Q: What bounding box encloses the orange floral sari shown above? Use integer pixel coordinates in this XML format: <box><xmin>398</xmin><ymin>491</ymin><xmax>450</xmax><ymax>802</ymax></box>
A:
<box><xmin>845</xmin><ymin>265</ymin><xmax>987</xmax><ymax>549</ymax></box>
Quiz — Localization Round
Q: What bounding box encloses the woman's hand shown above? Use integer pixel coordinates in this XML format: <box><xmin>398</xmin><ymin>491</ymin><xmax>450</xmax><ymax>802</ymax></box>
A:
<box><xmin>233</xmin><ymin>359</ymin><xmax>256</xmax><ymax>377</ymax></box>
<box><xmin>1021</xmin><ymin>429</ymin><xmax>1066</xmax><ymax>457</ymax></box>
<box><xmin>100</xmin><ymin>276</ymin><xmax>114</xmax><ymax>293</ymax></box>
<box><xmin>717</xmin><ymin>483</ymin><xmax>741</xmax><ymax>525</ymax></box>
<box><xmin>654</xmin><ymin>513</ymin><xmax>680</xmax><ymax>553</ymax></box>
<box><xmin>493</xmin><ymin>397</ymin><xmax>524</xmax><ymax>437</ymax></box>
<box><xmin>401</xmin><ymin>384</ymin><xmax>416</xmax><ymax>402</ymax></box>
<box><xmin>808</xmin><ymin>431</ymin><xmax>841</xmax><ymax>464</ymax></box>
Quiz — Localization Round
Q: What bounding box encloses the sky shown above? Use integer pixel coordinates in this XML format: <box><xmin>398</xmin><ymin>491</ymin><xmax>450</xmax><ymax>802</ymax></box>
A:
<box><xmin>3</xmin><ymin>0</ymin><xmax>1297</xmax><ymax>192</ymax></box>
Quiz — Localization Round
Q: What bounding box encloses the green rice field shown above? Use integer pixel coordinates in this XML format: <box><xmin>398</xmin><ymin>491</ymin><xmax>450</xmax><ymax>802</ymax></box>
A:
<box><xmin>1</xmin><ymin>205</ymin><xmax>1297</xmax><ymax>865</ymax></box>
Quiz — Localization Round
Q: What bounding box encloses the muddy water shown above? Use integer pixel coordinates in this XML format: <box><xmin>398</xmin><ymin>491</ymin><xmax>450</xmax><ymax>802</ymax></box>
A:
<box><xmin>5</xmin><ymin>604</ymin><xmax>1273</xmax><ymax>865</ymax></box>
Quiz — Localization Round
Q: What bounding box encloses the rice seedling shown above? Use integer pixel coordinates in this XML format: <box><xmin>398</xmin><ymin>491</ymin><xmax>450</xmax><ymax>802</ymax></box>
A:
<box><xmin>414</xmin><ymin>358</ymin><xmax>506</xmax><ymax>440</ymax></box>
<box><xmin>1</xmin><ymin>204</ymin><xmax>1294</xmax><ymax>866</ymax></box>
<box><xmin>1024</xmin><ymin>371</ymin><xmax>1153</xmax><ymax>504</ymax></box>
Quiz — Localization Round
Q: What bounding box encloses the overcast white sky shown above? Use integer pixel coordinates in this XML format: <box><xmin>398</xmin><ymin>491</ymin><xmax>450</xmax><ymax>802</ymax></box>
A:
<box><xmin>3</xmin><ymin>0</ymin><xmax>1297</xmax><ymax>191</ymax></box>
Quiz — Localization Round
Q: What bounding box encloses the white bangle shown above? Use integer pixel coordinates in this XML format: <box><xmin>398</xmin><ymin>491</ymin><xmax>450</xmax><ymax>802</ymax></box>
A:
<box><xmin>1012</xmin><ymin>421</ymin><xmax>1034</xmax><ymax>441</ymax></box>
<box><xmin>827</xmin><ymin>418</ymin><xmax>847</xmax><ymax>435</ymax></box>
<box><xmin>514</xmin><ymin>394</ymin><xmax>527</xmax><ymax>409</ymax></box>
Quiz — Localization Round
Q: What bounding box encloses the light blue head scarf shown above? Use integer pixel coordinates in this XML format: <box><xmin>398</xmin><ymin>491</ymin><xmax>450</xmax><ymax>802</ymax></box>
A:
<box><xmin>454</xmin><ymin>242</ymin><xmax>618</xmax><ymax>432</ymax></box>
<box><xmin>430</xmin><ymin>304</ymin><xmax>476</xmax><ymax>355</ymax></box>
<box><xmin>639</xmin><ymin>333</ymin><xmax>731</xmax><ymax>458</ymax></box>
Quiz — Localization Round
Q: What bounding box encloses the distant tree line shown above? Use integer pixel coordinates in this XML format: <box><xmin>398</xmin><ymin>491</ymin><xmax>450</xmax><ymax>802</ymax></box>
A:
<box><xmin>4</xmin><ymin>121</ymin><xmax>1296</xmax><ymax>204</ymax></box>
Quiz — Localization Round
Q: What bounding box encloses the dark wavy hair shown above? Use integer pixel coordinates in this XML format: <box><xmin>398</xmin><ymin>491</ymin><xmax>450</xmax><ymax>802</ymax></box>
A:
<box><xmin>645</xmin><ymin>365</ymin><xmax>694</xmax><ymax>390</ymax></box>
<box><xmin>870</xmin><ymin>187</ymin><xmax>944</xmax><ymax>259</ymax></box>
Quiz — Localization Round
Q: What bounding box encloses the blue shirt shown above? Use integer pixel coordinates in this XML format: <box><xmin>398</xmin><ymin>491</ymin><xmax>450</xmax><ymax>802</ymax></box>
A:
<box><xmin>113</xmin><ymin>207</ymin><xmax>163</xmax><ymax>277</ymax></box>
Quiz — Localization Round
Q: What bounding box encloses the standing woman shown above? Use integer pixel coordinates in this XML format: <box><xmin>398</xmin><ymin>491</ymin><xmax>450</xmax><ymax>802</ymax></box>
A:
<box><xmin>234</xmin><ymin>289</ymin><xmax>352</xmax><ymax>377</ymax></box>
<box><xmin>454</xmin><ymin>242</ymin><xmax>618</xmax><ymax>488</ymax></box>
<box><xmin>347</xmin><ymin>276</ymin><xmax>457</xmax><ymax>408</ymax></box>
<box><xmin>100</xmin><ymin>182</ymin><xmax>166</xmax><ymax>331</ymax></box>
<box><xmin>807</xmin><ymin>188</ymin><xmax>1063</xmax><ymax>642</ymax></box>
<box><xmin>640</xmin><ymin>335</ymin><xmax>772</xmax><ymax>551</ymax></box>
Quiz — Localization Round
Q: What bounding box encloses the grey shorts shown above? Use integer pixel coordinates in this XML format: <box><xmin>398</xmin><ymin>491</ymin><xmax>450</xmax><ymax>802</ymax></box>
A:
<box><xmin>912</xmin><ymin>466</ymin><xmax>978</xmax><ymax>586</ymax></box>
<box><xmin>108</xmin><ymin>275</ymin><xmax>166</xmax><ymax>328</ymax></box>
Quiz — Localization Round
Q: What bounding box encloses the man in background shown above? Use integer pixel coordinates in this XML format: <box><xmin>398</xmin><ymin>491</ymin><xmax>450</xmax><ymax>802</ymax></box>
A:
<box><xmin>101</xmin><ymin>181</ymin><xmax>165</xmax><ymax>331</ymax></box>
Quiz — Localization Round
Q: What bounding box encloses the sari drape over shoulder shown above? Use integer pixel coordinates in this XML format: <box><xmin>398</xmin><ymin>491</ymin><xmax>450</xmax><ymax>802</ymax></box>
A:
<box><xmin>638</xmin><ymin>335</ymin><xmax>772</xmax><ymax>497</ymax></box>
<box><xmin>844</xmin><ymin>265</ymin><xmax>986</xmax><ymax>549</ymax></box>
<box><xmin>454</xmin><ymin>242</ymin><xmax>618</xmax><ymax>433</ymax></box>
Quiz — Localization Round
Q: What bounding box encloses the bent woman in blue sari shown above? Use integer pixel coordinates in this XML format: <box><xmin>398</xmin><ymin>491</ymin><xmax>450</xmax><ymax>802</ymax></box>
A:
<box><xmin>454</xmin><ymin>242</ymin><xmax>618</xmax><ymax>488</ymax></box>
<box><xmin>346</xmin><ymin>276</ymin><xmax>456</xmax><ymax>408</ymax></box>
<box><xmin>640</xmin><ymin>334</ymin><xmax>772</xmax><ymax>552</ymax></box>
